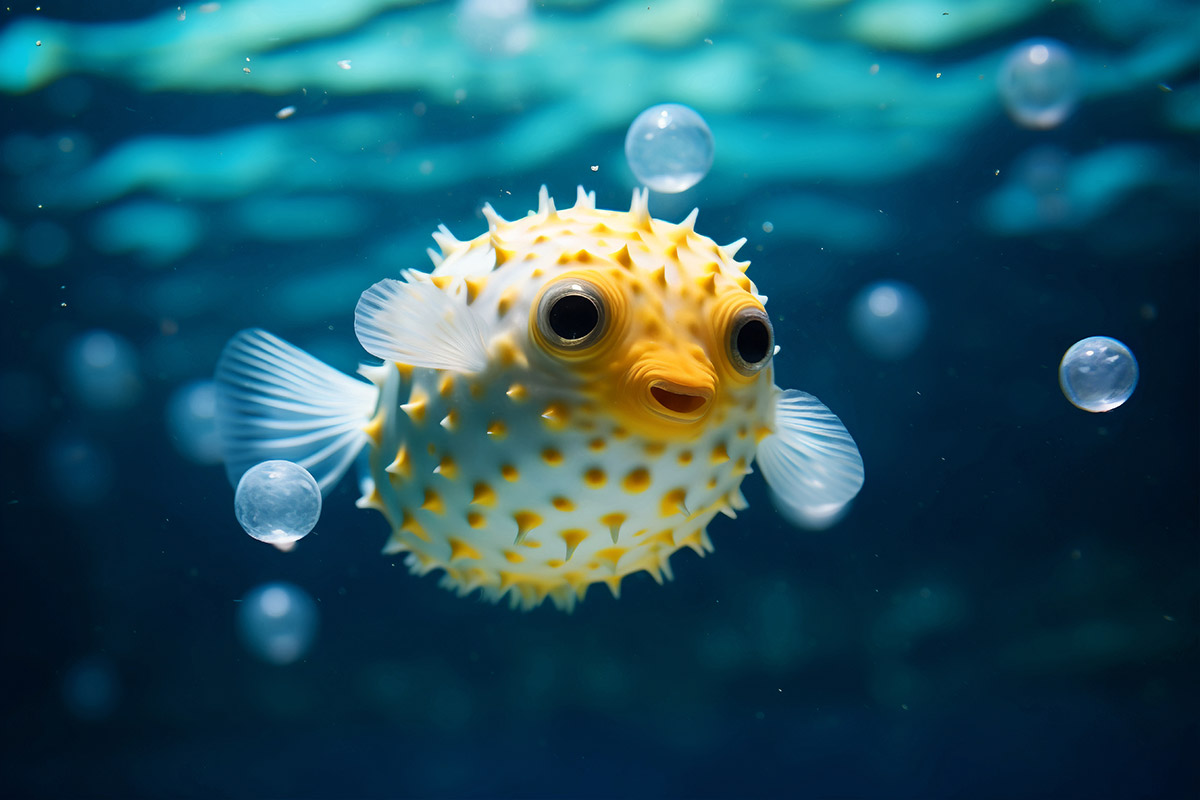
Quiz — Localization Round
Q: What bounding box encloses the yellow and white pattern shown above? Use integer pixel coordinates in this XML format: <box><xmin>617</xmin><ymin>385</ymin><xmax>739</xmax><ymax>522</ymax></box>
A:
<box><xmin>215</xmin><ymin>188</ymin><xmax>864</xmax><ymax>610</ymax></box>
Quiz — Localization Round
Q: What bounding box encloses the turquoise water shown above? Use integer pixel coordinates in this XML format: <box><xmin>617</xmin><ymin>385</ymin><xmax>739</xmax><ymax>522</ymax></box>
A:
<box><xmin>1</xmin><ymin>1</ymin><xmax>1196</xmax><ymax>797</ymax></box>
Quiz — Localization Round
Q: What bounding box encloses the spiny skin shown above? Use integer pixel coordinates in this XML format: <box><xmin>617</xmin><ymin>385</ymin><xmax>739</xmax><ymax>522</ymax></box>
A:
<box><xmin>361</xmin><ymin>190</ymin><xmax>777</xmax><ymax>610</ymax></box>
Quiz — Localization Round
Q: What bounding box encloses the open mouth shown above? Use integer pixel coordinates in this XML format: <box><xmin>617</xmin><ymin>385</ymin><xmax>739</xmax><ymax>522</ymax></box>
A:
<box><xmin>649</xmin><ymin>383</ymin><xmax>710</xmax><ymax>417</ymax></box>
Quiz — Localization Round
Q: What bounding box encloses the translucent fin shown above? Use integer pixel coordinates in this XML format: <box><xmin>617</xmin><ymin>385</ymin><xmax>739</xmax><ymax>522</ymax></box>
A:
<box><xmin>756</xmin><ymin>389</ymin><xmax>864</xmax><ymax>514</ymax></box>
<box><xmin>354</xmin><ymin>273</ymin><xmax>490</xmax><ymax>373</ymax></box>
<box><xmin>215</xmin><ymin>329</ymin><xmax>379</xmax><ymax>495</ymax></box>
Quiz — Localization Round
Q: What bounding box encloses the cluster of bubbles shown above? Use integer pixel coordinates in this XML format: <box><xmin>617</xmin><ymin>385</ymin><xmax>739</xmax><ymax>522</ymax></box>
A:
<box><xmin>624</xmin><ymin>103</ymin><xmax>714</xmax><ymax>194</ymax></box>
<box><xmin>237</xmin><ymin>581</ymin><xmax>318</xmax><ymax>665</ymax></box>
<box><xmin>997</xmin><ymin>38</ymin><xmax>1080</xmax><ymax>130</ymax></box>
<box><xmin>1059</xmin><ymin>336</ymin><xmax>1139</xmax><ymax>412</ymax></box>
<box><xmin>234</xmin><ymin>460</ymin><xmax>322</xmax><ymax>547</ymax></box>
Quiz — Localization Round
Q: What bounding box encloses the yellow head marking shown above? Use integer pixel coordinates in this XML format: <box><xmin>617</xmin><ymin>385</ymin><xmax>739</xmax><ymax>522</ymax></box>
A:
<box><xmin>501</xmin><ymin>464</ymin><xmax>519</xmax><ymax>482</ymax></box>
<box><xmin>467</xmin><ymin>511</ymin><xmax>486</xmax><ymax>529</ymax></box>
<box><xmin>541</xmin><ymin>447</ymin><xmax>564</xmax><ymax>466</ymax></box>
<box><xmin>552</xmin><ymin>496</ymin><xmax>575</xmax><ymax>512</ymax></box>
<box><xmin>561</xmin><ymin>529</ymin><xmax>588</xmax><ymax>561</ymax></box>
<box><xmin>512</xmin><ymin>510</ymin><xmax>543</xmax><ymax>544</ymax></box>
<box><xmin>584</xmin><ymin>467</ymin><xmax>607</xmax><ymax>489</ymax></box>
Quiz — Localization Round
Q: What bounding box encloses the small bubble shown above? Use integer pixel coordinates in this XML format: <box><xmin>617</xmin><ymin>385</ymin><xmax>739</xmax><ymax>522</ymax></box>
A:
<box><xmin>337</xmin><ymin>59</ymin><xmax>352</xmax><ymax>70</ymax></box>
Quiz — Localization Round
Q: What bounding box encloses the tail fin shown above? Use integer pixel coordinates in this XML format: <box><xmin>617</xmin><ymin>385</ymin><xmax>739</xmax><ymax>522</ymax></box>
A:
<box><xmin>215</xmin><ymin>329</ymin><xmax>379</xmax><ymax>495</ymax></box>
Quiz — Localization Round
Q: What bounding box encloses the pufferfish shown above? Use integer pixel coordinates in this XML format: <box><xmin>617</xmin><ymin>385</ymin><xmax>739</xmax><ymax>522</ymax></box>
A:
<box><xmin>215</xmin><ymin>187</ymin><xmax>863</xmax><ymax>611</ymax></box>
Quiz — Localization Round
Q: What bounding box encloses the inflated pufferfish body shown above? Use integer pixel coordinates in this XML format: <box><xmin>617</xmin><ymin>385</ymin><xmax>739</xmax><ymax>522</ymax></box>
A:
<box><xmin>215</xmin><ymin>187</ymin><xmax>864</xmax><ymax>611</ymax></box>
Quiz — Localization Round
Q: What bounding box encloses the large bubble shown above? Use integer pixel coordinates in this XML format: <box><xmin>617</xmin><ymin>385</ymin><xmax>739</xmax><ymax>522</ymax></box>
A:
<box><xmin>237</xmin><ymin>581</ymin><xmax>318</xmax><ymax>665</ymax></box>
<box><xmin>997</xmin><ymin>38</ymin><xmax>1080</xmax><ymax>130</ymax></box>
<box><xmin>625</xmin><ymin>103</ymin><xmax>714</xmax><ymax>194</ymax></box>
<box><xmin>234</xmin><ymin>460</ymin><xmax>322</xmax><ymax>546</ymax></box>
<box><xmin>1059</xmin><ymin>336</ymin><xmax>1138</xmax><ymax>412</ymax></box>
<box><xmin>848</xmin><ymin>280</ymin><xmax>929</xmax><ymax>360</ymax></box>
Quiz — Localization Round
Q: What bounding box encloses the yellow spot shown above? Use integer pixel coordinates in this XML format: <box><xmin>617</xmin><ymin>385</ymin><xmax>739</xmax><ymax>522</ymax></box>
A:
<box><xmin>706</xmin><ymin>476</ymin><xmax>718</xmax><ymax>490</ymax></box>
<box><xmin>363</xmin><ymin>415</ymin><xmax>385</xmax><ymax>445</ymax></box>
<box><xmin>622</xmin><ymin>467</ymin><xmax>651</xmax><ymax>494</ymax></box>
<box><xmin>650</xmin><ymin>265</ymin><xmax>667</xmax><ymax>288</ymax></box>
<box><xmin>495</xmin><ymin>337</ymin><xmax>521</xmax><ymax>367</ymax></box>
<box><xmin>400</xmin><ymin>509</ymin><xmax>431</xmax><ymax>542</ymax></box>
<box><xmin>612</xmin><ymin>426</ymin><xmax>629</xmax><ymax>439</ymax></box>
<box><xmin>440</xmin><ymin>409</ymin><xmax>459</xmax><ymax>432</ymax></box>
<box><xmin>552</xmin><ymin>496</ymin><xmax>575</xmax><ymax>512</ymax></box>
<box><xmin>506</xmin><ymin>383</ymin><xmax>527</xmax><ymax>402</ymax></box>
<box><xmin>431</xmin><ymin>275</ymin><xmax>454</xmax><ymax>291</ymax></box>
<box><xmin>464</xmin><ymin>277</ymin><xmax>486</xmax><ymax>304</ymax></box>
<box><xmin>386</xmin><ymin>444</ymin><xmax>411</xmax><ymax>478</ymax></box>
<box><xmin>588</xmin><ymin>437</ymin><xmax>606</xmax><ymax>452</ymax></box>
<box><xmin>467</xmin><ymin>511</ymin><xmax>486</xmax><ymax>529</ymax></box>
<box><xmin>437</xmin><ymin>373</ymin><xmax>455</xmax><ymax>398</ymax></box>
<box><xmin>501</xmin><ymin>464</ymin><xmax>519</xmax><ymax>482</ymax></box>
<box><xmin>561</xmin><ymin>529</ymin><xmax>588</xmax><ymax>561</ymax></box>
<box><xmin>448</xmin><ymin>537</ymin><xmax>481</xmax><ymax>561</ymax></box>
<box><xmin>513</xmin><ymin>510</ymin><xmax>543</xmax><ymax>544</ymax></box>
<box><xmin>695</xmin><ymin>272</ymin><xmax>717</xmax><ymax>295</ymax></box>
<box><xmin>497</xmin><ymin>287</ymin><xmax>519</xmax><ymax>317</ymax></box>
<box><xmin>594</xmin><ymin>546</ymin><xmax>627</xmax><ymax>568</ymax></box>
<box><xmin>735</xmin><ymin>273</ymin><xmax>752</xmax><ymax>291</ymax></box>
<box><xmin>542</xmin><ymin>447</ymin><xmax>564</xmax><ymax>466</ymax></box>
<box><xmin>522</xmin><ymin>539</ymin><xmax>542</xmax><ymax>549</ymax></box>
<box><xmin>600</xmin><ymin>512</ymin><xmax>626</xmax><ymax>543</ymax></box>
<box><xmin>486</xmin><ymin>419</ymin><xmax>508</xmax><ymax>439</ymax></box>
<box><xmin>677</xmin><ymin>450</ymin><xmax>693</xmax><ymax>465</ymax></box>
<box><xmin>436</xmin><ymin>454</ymin><xmax>458</xmax><ymax>479</ymax></box>
<box><xmin>427</xmin><ymin>442</ymin><xmax>437</xmax><ymax>455</ymax></box>
<box><xmin>395</xmin><ymin>362</ymin><xmax>414</xmax><ymax>379</ymax></box>
<box><xmin>471</xmin><ymin>482</ymin><xmax>496</xmax><ymax>506</ymax></box>
<box><xmin>421</xmin><ymin>488</ymin><xmax>444</xmax><ymax>515</ymax></box>
<box><xmin>660</xmin><ymin>487</ymin><xmax>688</xmax><ymax>517</ymax></box>
<box><xmin>541</xmin><ymin>402</ymin><xmax>568</xmax><ymax>430</ymax></box>
<box><xmin>547</xmin><ymin>558</ymin><xmax>565</xmax><ymax>568</ymax></box>
<box><xmin>401</xmin><ymin>389</ymin><xmax>428</xmax><ymax>424</ymax></box>
<box><xmin>644</xmin><ymin>529</ymin><xmax>676</xmax><ymax>548</ymax></box>
<box><xmin>493</xmin><ymin>245</ymin><xmax>514</xmax><ymax>266</ymax></box>
<box><xmin>504</xmin><ymin>550</ymin><xmax>524</xmax><ymax>564</ymax></box>
<box><xmin>644</xmin><ymin>441</ymin><xmax>666</xmax><ymax>457</ymax></box>
<box><xmin>584</xmin><ymin>468</ymin><xmax>607</xmax><ymax>489</ymax></box>
<box><xmin>710</xmin><ymin>443</ymin><xmax>730</xmax><ymax>464</ymax></box>
<box><xmin>603</xmin><ymin>575</ymin><xmax>623</xmax><ymax>598</ymax></box>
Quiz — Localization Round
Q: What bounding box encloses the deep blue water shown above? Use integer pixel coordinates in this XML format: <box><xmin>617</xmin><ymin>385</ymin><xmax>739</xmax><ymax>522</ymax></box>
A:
<box><xmin>1</xmin><ymin>1</ymin><xmax>1197</xmax><ymax>797</ymax></box>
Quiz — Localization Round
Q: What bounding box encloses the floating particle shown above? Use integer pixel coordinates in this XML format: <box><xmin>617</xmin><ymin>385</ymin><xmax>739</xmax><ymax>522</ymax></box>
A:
<box><xmin>337</xmin><ymin>59</ymin><xmax>352</xmax><ymax>70</ymax></box>
<box><xmin>936</xmin><ymin>72</ymin><xmax>942</xmax><ymax>78</ymax></box>
<box><xmin>848</xmin><ymin>281</ymin><xmax>928</xmax><ymax>360</ymax></box>
<box><xmin>1059</xmin><ymin>336</ymin><xmax>1138</xmax><ymax>412</ymax></box>
<box><xmin>237</xmin><ymin>581</ymin><xmax>319</xmax><ymax>665</ymax></box>
<box><xmin>625</xmin><ymin>103</ymin><xmax>714</xmax><ymax>194</ymax></box>
<box><xmin>242</xmin><ymin>67</ymin><xmax>250</xmax><ymax>74</ymax></box>
<box><xmin>762</xmin><ymin>221</ymin><xmax>774</xmax><ymax>233</ymax></box>
<box><xmin>590</xmin><ymin>165</ymin><xmax>598</xmax><ymax>171</ymax></box>
<box><xmin>35</xmin><ymin>40</ymin><xmax>41</xmax><ymax>46</ymax></box>
<box><xmin>869</xmin><ymin>64</ymin><xmax>880</xmax><ymax>75</ymax></box>
<box><xmin>198</xmin><ymin>2</ymin><xmax>220</xmax><ymax>12</ymax></box>
<box><xmin>275</xmin><ymin>106</ymin><xmax>296</xmax><ymax>119</ymax></box>
<box><xmin>1157</xmin><ymin>83</ymin><xmax>1172</xmax><ymax>92</ymax></box>
<box><xmin>177</xmin><ymin>8</ymin><xmax>186</xmax><ymax>21</ymax></box>
<box><xmin>234</xmin><ymin>460</ymin><xmax>322</xmax><ymax>546</ymax></box>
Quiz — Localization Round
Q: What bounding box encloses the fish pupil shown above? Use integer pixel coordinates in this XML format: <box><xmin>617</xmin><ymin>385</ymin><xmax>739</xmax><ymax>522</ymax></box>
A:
<box><xmin>736</xmin><ymin>319</ymin><xmax>770</xmax><ymax>365</ymax></box>
<box><xmin>548</xmin><ymin>293</ymin><xmax>600</xmax><ymax>341</ymax></box>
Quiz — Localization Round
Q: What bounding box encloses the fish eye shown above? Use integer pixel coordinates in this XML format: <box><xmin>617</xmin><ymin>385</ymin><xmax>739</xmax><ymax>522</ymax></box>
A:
<box><xmin>537</xmin><ymin>279</ymin><xmax>607</xmax><ymax>350</ymax></box>
<box><xmin>729</xmin><ymin>308</ymin><xmax>773</xmax><ymax>375</ymax></box>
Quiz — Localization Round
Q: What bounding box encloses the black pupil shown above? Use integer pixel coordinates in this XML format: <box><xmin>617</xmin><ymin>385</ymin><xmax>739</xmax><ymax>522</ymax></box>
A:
<box><xmin>736</xmin><ymin>319</ymin><xmax>770</xmax><ymax>365</ymax></box>
<box><xmin>548</xmin><ymin>293</ymin><xmax>599</xmax><ymax>341</ymax></box>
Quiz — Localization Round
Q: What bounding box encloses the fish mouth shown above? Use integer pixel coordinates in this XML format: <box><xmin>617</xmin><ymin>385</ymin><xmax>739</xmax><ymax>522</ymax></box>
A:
<box><xmin>648</xmin><ymin>381</ymin><xmax>712</xmax><ymax>420</ymax></box>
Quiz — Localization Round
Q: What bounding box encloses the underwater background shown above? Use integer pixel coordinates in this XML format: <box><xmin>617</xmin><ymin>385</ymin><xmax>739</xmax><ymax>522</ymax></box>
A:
<box><xmin>1</xmin><ymin>0</ymin><xmax>1197</xmax><ymax>797</ymax></box>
